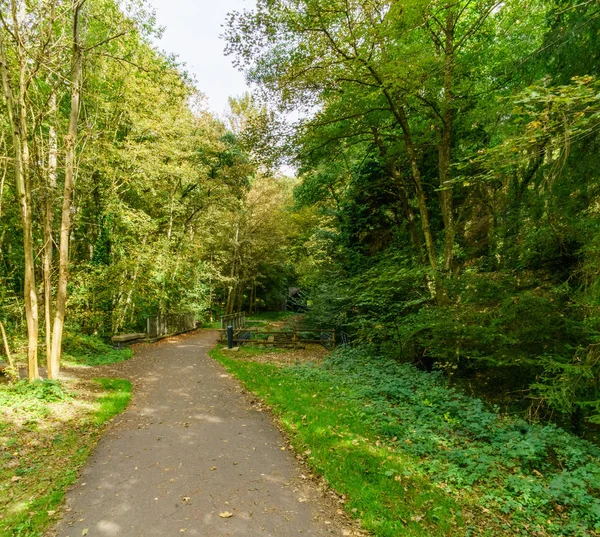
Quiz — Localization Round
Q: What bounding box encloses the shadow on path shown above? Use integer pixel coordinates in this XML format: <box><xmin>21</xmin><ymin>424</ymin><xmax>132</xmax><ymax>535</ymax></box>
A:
<box><xmin>48</xmin><ymin>331</ymin><xmax>349</xmax><ymax>537</ymax></box>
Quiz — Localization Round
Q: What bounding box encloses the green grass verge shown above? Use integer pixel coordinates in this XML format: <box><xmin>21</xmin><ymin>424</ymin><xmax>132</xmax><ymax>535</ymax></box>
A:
<box><xmin>247</xmin><ymin>311</ymin><xmax>298</xmax><ymax>322</ymax></box>
<box><xmin>0</xmin><ymin>378</ymin><xmax>132</xmax><ymax>537</ymax></box>
<box><xmin>62</xmin><ymin>347</ymin><xmax>133</xmax><ymax>367</ymax></box>
<box><xmin>210</xmin><ymin>345</ymin><xmax>463</xmax><ymax>537</ymax></box>
<box><xmin>210</xmin><ymin>344</ymin><xmax>600</xmax><ymax>537</ymax></box>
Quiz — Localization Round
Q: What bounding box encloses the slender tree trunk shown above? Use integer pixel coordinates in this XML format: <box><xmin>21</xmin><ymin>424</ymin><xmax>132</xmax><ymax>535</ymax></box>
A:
<box><xmin>226</xmin><ymin>224</ymin><xmax>240</xmax><ymax>314</ymax></box>
<box><xmin>439</xmin><ymin>11</ymin><xmax>457</xmax><ymax>275</ymax></box>
<box><xmin>49</xmin><ymin>0</ymin><xmax>85</xmax><ymax>379</ymax></box>
<box><xmin>44</xmin><ymin>92</ymin><xmax>57</xmax><ymax>376</ymax></box>
<box><xmin>391</xmin><ymin>166</ymin><xmax>426</xmax><ymax>263</ymax></box>
<box><xmin>235</xmin><ymin>284</ymin><xmax>244</xmax><ymax>313</ymax></box>
<box><xmin>371</xmin><ymin>126</ymin><xmax>426</xmax><ymax>262</ymax></box>
<box><xmin>0</xmin><ymin>321</ymin><xmax>16</xmax><ymax>375</ymax></box>
<box><xmin>396</xmin><ymin>107</ymin><xmax>447</xmax><ymax>303</ymax></box>
<box><xmin>0</xmin><ymin>17</ymin><xmax>39</xmax><ymax>380</ymax></box>
<box><xmin>0</xmin><ymin>134</ymin><xmax>6</xmax><ymax>221</ymax></box>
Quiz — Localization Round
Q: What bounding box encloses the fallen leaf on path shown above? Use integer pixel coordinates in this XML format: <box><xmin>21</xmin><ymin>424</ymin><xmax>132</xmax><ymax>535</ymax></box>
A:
<box><xmin>11</xmin><ymin>476</ymin><xmax>21</xmax><ymax>483</ymax></box>
<box><xmin>82</xmin><ymin>529</ymin><xmax>89</xmax><ymax>536</ymax></box>
<box><xmin>219</xmin><ymin>511</ymin><xmax>233</xmax><ymax>518</ymax></box>
<box><xmin>210</xmin><ymin>466</ymin><xmax>217</xmax><ymax>471</ymax></box>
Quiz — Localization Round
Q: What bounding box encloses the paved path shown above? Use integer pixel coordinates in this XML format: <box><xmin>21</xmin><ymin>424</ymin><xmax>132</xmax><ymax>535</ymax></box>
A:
<box><xmin>50</xmin><ymin>331</ymin><xmax>348</xmax><ymax>537</ymax></box>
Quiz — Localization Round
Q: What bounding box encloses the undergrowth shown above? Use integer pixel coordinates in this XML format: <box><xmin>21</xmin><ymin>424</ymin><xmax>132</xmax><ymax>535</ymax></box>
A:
<box><xmin>0</xmin><ymin>378</ymin><xmax>132</xmax><ymax>537</ymax></box>
<box><xmin>212</xmin><ymin>344</ymin><xmax>600</xmax><ymax>536</ymax></box>
<box><xmin>61</xmin><ymin>332</ymin><xmax>133</xmax><ymax>366</ymax></box>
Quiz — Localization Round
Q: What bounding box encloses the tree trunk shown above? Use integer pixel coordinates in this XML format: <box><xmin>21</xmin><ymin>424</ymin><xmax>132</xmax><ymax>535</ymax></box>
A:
<box><xmin>439</xmin><ymin>11</ymin><xmax>457</xmax><ymax>275</ymax></box>
<box><xmin>0</xmin><ymin>134</ymin><xmax>6</xmax><ymax>221</ymax></box>
<box><xmin>0</xmin><ymin>321</ymin><xmax>16</xmax><ymax>376</ymax></box>
<box><xmin>44</xmin><ymin>92</ymin><xmax>57</xmax><ymax>376</ymax></box>
<box><xmin>0</xmin><ymin>17</ymin><xmax>39</xmax><ymax>380</ymax></box>
<box><xmin>49</xmin><ymin>0</ymin><xmax>85</xmax><ymax>378</ymax></box>
<box><xmin>396</xmin><ymin>107</ymin><xmax>447</xmax><ymax>303</ymax></box>
<box><xmin>371</xmin><ymin>126</ymin><xmax>426</xmax><ymax>262</ymax></box>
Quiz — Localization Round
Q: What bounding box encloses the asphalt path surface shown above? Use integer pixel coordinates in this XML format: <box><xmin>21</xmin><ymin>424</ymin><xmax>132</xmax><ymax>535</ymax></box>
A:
<box><xmin>49</xmin><ymin>331</ymin><xmax>351</xmax><ymax>537</ymax></box>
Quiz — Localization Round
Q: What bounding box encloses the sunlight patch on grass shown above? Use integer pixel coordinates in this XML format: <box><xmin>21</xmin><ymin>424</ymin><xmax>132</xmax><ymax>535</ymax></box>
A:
<box><xmin>210</xmin><ymin>346</ymin><xmax>464</xmax><ymax>537</ymax></box>
<box><xmin>0</xmin><ymin>378</ymin><xmax>132</xmax><ymax>537</ymax></box>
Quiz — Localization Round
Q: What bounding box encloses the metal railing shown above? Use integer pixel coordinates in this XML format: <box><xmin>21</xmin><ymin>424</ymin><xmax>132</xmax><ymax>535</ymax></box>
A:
<box><xmin>146</xmin><ymin>313</ymin><xmax>196</xmax><ymax>339</ymax></box>
<box><xmin>220</xmin><ymin>312</ymin><xmax>246</xmax><ymax>329</ymax></box>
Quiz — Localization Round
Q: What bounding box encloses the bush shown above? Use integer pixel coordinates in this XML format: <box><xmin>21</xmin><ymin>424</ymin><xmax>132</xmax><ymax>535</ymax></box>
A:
<box><xmin>62</xmin><ymin>332</ymin><xmax>133</xmax><ymax>366</ymax></box>
<box><xmin>289</xmin><ymin>346</ymin><xmax>600</xmax><ymax>535</ymax></box>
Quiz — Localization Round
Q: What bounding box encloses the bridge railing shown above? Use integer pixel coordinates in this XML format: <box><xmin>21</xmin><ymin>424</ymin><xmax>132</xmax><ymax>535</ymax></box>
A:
<box><xmin>146</xmin><ymin>313</ymin><xmax>196</xmax><ymax>339</ymax></box>
<box><xmin>220</xmin><ymin>312</ymin><xmax>246</xmax><ymax>329</ymax></box>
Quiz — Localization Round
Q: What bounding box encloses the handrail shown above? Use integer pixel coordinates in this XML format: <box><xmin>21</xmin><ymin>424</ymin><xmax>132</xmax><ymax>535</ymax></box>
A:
<box><xmin>220</xmin><ymin>312</ymin><xmax>246</xmax><ymax>329</ymax></box>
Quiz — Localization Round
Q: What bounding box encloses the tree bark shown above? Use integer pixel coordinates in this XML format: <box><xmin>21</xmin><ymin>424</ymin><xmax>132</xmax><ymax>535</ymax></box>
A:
<box><xmin>396</xmin><ymin>107</ymin><xmax>448</xmax><ymax>303</ymax></box>
<box><xmin>371</xmin><ymin>126</ymin><xmax>426</xmax><ymax>262</ymax></box>
<box><xmin>49</xmin><ymin>0</ymin><xmax>85</xmax><ymax>378</ymax></box>
<box><xmin>0</xmin><ymin>11</ymin><xmax>39</xmax><ymax>380</ymax></box>
<box><xmin>0</xmin><ymin>320</ymin><xmax>16</xmax><ymax>376</ymax></box>
<box><xmin>44</xmin><ymin>91</ymin><xmax>57</xmax><ymax>376</ymax></box>
<box><xmin>439</xmin><ymin>10</ymin><xmax>457</xmax><ymax>275</ymax></box>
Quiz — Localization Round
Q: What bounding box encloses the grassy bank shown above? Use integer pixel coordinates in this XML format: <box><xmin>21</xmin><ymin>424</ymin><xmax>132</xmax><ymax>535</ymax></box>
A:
<box><xmin>210</xmin><ymin>344</ymin><xmax>600</xmax><ymax>537</ymax></box>
<box><xmin>0</xmin><ymin>378</ymin><xmax>132</xmax><ymax>537</ymax></box>
<box><xmin>61</xmin><ymin>332</ymin><xmax>133</xmax><ymax>367</ymax></box>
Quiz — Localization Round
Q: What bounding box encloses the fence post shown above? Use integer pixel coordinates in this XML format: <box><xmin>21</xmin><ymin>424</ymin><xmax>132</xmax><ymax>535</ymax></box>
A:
<box><xmin>227</xmin><ymin>325</ymin><xmax>234</xmax><ymax>349</ymax></box>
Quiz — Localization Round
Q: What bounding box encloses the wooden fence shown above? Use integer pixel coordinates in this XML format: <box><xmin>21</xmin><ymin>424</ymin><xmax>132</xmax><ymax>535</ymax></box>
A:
<box><xmin>218</xmin><ymin>328</ymin><xmax>335</xmax><ymax>349</ymax></box>
<box><xmin>220</xmin><ymin>312</ymin><xmax>246</xmax><ymax>329</ymax></box>
<box><xmin>146</xmin><ymin>313</ymin><xmax>196</xmax><ymax>339</ymax></box>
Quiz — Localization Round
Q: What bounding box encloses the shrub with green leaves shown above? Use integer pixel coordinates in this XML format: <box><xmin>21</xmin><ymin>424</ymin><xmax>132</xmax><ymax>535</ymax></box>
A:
<box><xmin>289</xmin><ymin>346</ymin><xmax>600</xmax><ymax>536</ymax></box>
<box><xmin>61</xmin><ymin>332</ymin><xmax>133</xmax><ymax>367</ymax></box>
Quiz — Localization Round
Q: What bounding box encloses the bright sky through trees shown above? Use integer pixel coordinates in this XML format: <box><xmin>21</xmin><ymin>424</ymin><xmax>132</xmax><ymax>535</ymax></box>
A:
<box><xmin>150</xmin><ymin>0</ymin><xmax>255</xmax><ymax>115</ymax></box>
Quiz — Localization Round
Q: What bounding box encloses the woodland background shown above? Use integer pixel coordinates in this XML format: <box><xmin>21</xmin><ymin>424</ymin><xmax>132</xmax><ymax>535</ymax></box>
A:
<box><xmin>1</xmin><ymin>0</ymin><xmax>600</xmax><ymax>433</ymax></box>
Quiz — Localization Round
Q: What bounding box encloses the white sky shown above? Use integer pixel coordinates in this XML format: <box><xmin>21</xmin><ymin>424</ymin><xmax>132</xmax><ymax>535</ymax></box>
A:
<box><xmin>149</xmin><ymin>0</ymin><xmax>256</xmax><ymax>117</ymax></box>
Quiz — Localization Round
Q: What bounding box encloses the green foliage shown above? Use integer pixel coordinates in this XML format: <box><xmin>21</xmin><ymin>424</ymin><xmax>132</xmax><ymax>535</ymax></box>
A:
<box><xmin>61</xmin><ymin>332</ymin><xmax>133</xmax><ymax>367</ymax></box>
<box><xmin>0</xmin><ymin>381</ymin><xmax>72</xmax><ymax>414</ymax></box>
<box><xmin>214</xmin><ymin>344</ymin><xmax>600</xmax><ymax>536</ymax></box>
<box><xmin>0</xmin><ymin>377</ymin><xmax>131</xmax><ymax>537</ymax></box>
<box><xmin>225</xmin><ymin>0</ymin><xmax>600</xmax><ymax>437</ymax></box>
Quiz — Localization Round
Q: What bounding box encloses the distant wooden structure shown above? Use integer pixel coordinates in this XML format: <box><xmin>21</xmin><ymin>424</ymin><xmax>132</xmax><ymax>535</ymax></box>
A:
<box><xmin>220</xmin><ymin>312</ymin><xmax>246</xmax><ymax>329</ymax></box>
<box><xmin>218</xmin><ymin>328</ymin><xmax>335</xmax><ymax>350</ymax></box>
<box><xmin>112</xmin><ymin>313</ymin><xmax>197</xmax><ymax>348</ymax></box>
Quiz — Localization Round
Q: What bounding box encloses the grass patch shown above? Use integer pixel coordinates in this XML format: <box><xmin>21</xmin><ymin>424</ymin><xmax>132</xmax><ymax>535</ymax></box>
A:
<box><xmin>0</xmin><ymin>377</ymin><xmax>132</xmax><ymax>537</ymax></box>
<box><xmin>247</xmin><ymin>311</ymin><xmax>298</xmax><ymax>322</ymax></box>
<box><xmin>211</xmin><ymin>346</ymin><xmax>463</xmax><ymax>537</ymax></box>
<box><xmin>210</xmin><ymin>344</ymin><xmax>600</xmax><ymax>537</ymax></box>
<box><xmin>61</xmin><ymin>332</ymin><xmax>133</xmax><ymax>367</ymax></box>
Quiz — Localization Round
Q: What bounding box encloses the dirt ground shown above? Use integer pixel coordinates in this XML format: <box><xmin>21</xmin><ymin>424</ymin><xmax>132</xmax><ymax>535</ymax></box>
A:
<box><xmin>47</xmin><ymin>330</ymin><xmax>363</xmax><ymax>537</ymax></box>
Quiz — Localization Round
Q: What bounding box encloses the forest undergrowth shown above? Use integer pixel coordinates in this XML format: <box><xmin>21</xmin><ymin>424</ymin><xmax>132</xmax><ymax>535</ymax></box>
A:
<box><xmin>212</xmin><ymin>343</ymin><xmax>600</xmax><ymax>537</ymax></box>
<box><xmin>0</xmin><ymin>378</ymin><xmax>131</xmax><ymax>537</ymax></box>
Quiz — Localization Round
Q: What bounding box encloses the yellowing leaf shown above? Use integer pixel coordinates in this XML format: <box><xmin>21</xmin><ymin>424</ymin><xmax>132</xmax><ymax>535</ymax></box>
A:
<box><xmin>219</xmin><ymin>511</ymin><xmax>233</xmax><ymax>518</ymax></box>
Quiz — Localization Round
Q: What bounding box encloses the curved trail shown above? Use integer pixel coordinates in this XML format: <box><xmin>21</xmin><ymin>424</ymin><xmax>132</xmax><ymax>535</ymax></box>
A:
<box><xmin>49</xmin><ymin>331</ymin><xmax>349</xmax><ymax>537</ymax></box>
